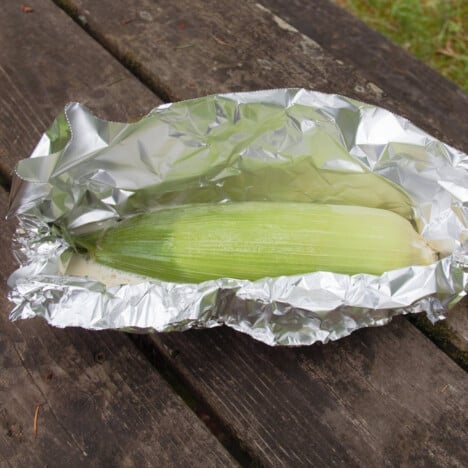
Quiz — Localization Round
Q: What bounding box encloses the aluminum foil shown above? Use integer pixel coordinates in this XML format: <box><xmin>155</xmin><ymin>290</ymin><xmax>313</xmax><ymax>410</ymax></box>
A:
<box><xmin>7</xmin><ymin>89</ymin><xmax>468</xmax><ymax>346</ymax></box>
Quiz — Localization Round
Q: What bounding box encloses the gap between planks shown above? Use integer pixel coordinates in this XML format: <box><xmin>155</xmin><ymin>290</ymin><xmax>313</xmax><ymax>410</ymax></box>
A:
<box><xmin>126</xmin><ymin>333</ymin><xmax>259</xmax><ymax>467</ymax></box>
<box><xmin>51</xmin><ymin>0</ymin><xmax>174</xmax><ymax>104</ymax></box>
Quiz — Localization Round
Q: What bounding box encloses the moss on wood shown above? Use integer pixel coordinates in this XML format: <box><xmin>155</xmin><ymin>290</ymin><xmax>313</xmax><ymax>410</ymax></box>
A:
<box><xmin>409</xmin><ymin>311</ymin><xmax>468</xmax><ymax>371</ymax></box>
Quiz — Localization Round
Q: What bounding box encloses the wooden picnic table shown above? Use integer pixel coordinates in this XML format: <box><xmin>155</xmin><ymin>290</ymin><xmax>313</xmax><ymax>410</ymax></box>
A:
<box><xmin>1</xmin><ymin>0</ymin><xmax>467</xmax><ymax>466</ymax></box>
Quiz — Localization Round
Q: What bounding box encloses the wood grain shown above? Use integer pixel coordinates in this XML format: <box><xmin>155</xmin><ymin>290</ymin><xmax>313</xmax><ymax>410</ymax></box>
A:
<box><xmin>152</xmin><ymin>320</ymin><xmax>468</xmax><ymax>466</ymax></box>
<box><xmin>53</xmin><ymin>0</ymin><xmax>448</xmax><ymax>135</ymax></box>
<box><xmin>0</xmin><ymin>0</ymin><xmax>160</xmax><ymax>180</ymax></box>
<box><xmin>409</xmin><ymin>300</ymin><xmax>468</xmax><ymax>371</ymax></box>
<box><xmin>54</xmin><ymin>0</ymin><xmax>467</xmax><ymax>152</ymax></box>
<box><xmin>56</xmin><ymin>0</ymin><xmax>381</xmax><ymax>101</ymax></box>
<box><xmin>1</xmin><ymin>188</ymin><xmax>236</xmax><ymax>467</ymax></box>
<box><xmin>447</xmin><ymin>301</ymin><xmax>468</xmax><ymax>352</ymax></box>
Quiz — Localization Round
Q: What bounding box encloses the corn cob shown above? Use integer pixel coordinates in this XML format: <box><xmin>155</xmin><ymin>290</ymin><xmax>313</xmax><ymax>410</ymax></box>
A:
<box><xmin>80</xmin><ymin>202</ymin><xmax>436</xmax><ymax>283</ymax></box>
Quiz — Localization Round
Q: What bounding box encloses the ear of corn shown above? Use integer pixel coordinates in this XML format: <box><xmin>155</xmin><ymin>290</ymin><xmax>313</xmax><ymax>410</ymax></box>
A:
<box><xmin>78</xmin><ymin>202</ymin><xmax>436</xmax><ymax>283</ymax></box>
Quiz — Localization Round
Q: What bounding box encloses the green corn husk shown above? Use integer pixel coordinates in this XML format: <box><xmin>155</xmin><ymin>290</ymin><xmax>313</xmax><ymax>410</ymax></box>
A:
<box><xmin>76</xmin><ymin>202</ymin><xmax>437</xmax><ymax>283</ymax></box>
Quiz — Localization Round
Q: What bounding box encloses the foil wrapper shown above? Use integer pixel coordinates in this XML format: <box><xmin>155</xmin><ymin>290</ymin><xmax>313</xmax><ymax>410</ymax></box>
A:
<box><xmin>7</xmin><ymin>89</ymin><xmax>468</xmax><ymax>346</ymax></box>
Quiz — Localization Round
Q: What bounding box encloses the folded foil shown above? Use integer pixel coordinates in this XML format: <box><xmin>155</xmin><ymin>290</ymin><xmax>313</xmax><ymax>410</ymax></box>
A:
<box><xmin>7</xmin><ymin>89</ymin><xmax>468</xmax><ymax>345</ymax></box>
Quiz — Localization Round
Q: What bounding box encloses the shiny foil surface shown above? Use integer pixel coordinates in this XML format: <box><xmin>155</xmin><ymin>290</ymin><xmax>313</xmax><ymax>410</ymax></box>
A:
<box><xmin>7</xmin><ymin>89</ymin><xmax>468</xmax><ymax>345</ymax></box>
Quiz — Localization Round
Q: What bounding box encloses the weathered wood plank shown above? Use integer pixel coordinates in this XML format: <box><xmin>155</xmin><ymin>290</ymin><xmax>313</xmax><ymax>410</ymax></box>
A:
<box><xmin>152</xmin><ymin>320</ymin><xmax>468</xmax><ymax>466</ymax></box>
<box><xmin>0</xmin><ymin>0</ymin><xmax>160</xmax><ymax>179</ymax></box>
<box><xmin>1</xmin><ymin>188</ymin><xmax>236</xmax><ymax>466</ymax></box>
<box><xmin>2</xmin><ymin>0</ymin><xmax>466</xmax><ymax>465</ymax></box>
<box><xmin>53</xmin><ymin>0</ymin><xmax>467</xmax><ymax>152</ymax></box>
<box><xmin>409</xmin><ymin>300</ymin><xmax>468</xmax><ymax>371</ymax></box>
<box><xmin>447</xmin><ymin>301</ymin><xmax>468</xmax><ymax>352</ymax></box>
<box><xmin>260</xmin><ymin>0</ymin><xmax>468</xmax><ymax>150</ymax></box>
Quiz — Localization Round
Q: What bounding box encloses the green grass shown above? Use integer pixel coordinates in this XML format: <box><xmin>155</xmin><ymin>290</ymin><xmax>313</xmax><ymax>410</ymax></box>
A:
<box><xmin>335</xmin><ymin>0</ymin><xmax>467</xmax><ymax>90</ymax></box>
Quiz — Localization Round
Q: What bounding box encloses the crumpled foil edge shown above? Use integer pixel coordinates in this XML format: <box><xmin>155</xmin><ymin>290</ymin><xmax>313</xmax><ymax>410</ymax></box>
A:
<box><xmin>7</xmin><ymin>88</ymin><xmax>468</xmax><ymax>346</ymax></box>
